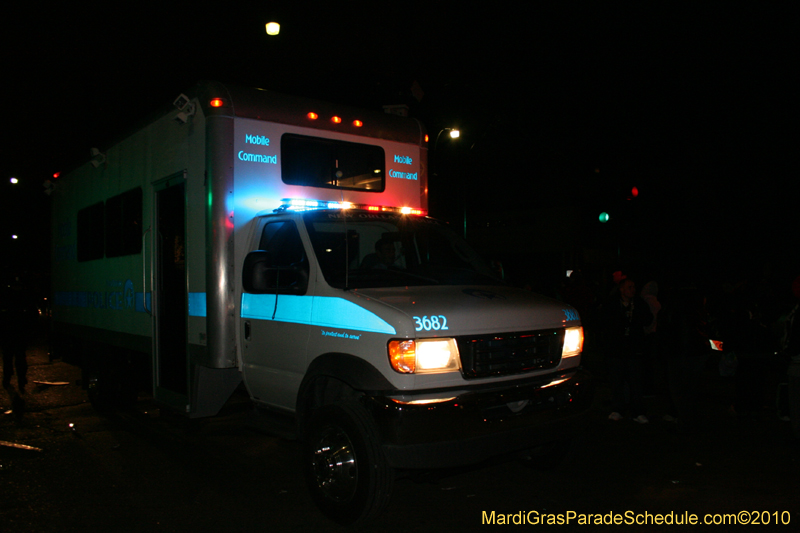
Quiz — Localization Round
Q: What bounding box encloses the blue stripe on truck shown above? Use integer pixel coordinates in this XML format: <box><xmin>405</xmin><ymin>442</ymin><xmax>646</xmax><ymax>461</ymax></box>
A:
<box><xmin>188</xmin><ymin>292</ymin><xmax>207</xmax><ymax>317</ymax></box>
<box><xmin>241</xmin><ymin>294</ymin><xmax>396</xmax><ymax>334</ymax></box>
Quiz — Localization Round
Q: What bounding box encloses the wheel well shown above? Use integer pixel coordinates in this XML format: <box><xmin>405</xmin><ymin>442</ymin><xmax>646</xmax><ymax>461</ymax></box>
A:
<box><xmin>296</xmin><ymin>352</ymin><xmax>394</xmax><ymax>437</ymax></box>
<box><xmin>297</xmin><ymin>376</ymin><xmax>358</xmax><ymax>438</ymax></box>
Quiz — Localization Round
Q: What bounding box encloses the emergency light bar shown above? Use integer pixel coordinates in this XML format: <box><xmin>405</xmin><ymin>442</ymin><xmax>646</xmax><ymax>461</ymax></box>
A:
<box><xmin>278</xmin><ymin>198</ymin><xmax>426</xmax><ymax>216</ymax></box>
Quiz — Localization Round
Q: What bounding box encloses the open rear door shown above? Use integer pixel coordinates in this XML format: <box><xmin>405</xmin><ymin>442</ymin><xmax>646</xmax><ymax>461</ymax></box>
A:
<box><xmin>152</xmin><ymin>173</ymin><xmax>189</xmax><ymax>411</ymax></box>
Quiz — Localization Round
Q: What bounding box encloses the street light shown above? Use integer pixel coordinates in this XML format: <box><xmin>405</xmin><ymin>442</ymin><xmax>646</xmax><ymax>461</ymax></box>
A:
<box><xmin>10</xmin><ymin>177</ymin><xmax>19</xmax><ymax>184</ymax></box>
<box><xmin>432</xmin><ymin>127</ymin><xmax>464</xmax><ymax>235</ymax></box>
<box><xmin>434</xmin><ymin>127</ymin><xmax>460</xmax><ymax>153</ymax></box>
<box><xmin>266</xmin><ymin>22</ymin><xmax>280</xmax><ymax>35</ymax></box>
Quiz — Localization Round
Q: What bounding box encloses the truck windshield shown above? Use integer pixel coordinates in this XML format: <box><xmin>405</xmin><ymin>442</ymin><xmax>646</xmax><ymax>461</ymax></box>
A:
<box><xmin>304</xmin><ymin>211</ymin><xmax>501</xmax><ymax>289</ymax></box>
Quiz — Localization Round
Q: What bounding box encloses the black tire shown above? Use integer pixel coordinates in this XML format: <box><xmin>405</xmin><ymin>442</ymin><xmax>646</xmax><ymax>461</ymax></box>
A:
<box><xmin>302</xmin><ymin>400</ymin><xmax>394</xmax><ymax>525</ymax></box>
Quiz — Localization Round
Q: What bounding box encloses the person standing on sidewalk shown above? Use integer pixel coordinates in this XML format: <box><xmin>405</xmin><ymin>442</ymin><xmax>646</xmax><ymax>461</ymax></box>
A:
<box><xmin>600</xmin><ymin>277</ymin><xmax>653</xmax><ymax>423</ymax></box>
<box><xmin>1</xmin><ymin>278</ymin><xmax>34</xmax><ymax>395</ymax></box>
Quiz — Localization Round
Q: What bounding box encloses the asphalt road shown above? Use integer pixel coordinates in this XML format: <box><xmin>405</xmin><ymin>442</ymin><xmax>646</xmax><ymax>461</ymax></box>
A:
<box><xmin>2</xmin><ymin>339</ymin><xmax>799</xmax><ymax>532</ymax></box>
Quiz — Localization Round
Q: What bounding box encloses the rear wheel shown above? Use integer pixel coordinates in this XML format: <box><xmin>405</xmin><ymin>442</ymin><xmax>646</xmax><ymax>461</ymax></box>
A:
<box><xmin>303</xmin><ymin>400</ymin><xmax>393</xmax><ymax>525</ymax></box>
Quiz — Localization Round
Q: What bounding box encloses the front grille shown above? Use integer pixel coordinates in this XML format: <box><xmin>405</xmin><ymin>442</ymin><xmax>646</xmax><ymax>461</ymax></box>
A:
<box><xmin>457</xmin><ymin>329</ymin><xmax>564</xmax><ymax>379</ymax></box>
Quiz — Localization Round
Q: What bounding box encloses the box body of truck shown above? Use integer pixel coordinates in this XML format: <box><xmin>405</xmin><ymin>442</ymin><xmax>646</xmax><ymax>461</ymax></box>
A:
<box><xmin>51</xmin><ymin>81</ymin><xmax>592</xmax><ymax>524</ymax></box>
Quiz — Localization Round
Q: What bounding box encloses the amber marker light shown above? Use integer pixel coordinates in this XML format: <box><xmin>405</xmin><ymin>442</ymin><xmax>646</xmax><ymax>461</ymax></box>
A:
<box><xmin>389</xmin><ymin>340</ymin><xmax>416</xmax><ymax>373</ymax></box>
<box><xmin>353</xmin><ymin>119</ymin><xmax>363</xmax><ymax>127</ymax></box>
<box><xmin>331</xmin><ymin>116</ymin><xmax>342</xmax><ymax>124</ymax></box>
<box><xmin>209</xmin><ymin>98</ymin><xmax>225</xmax><ymax>108</ymax></box>
<box><xmin>307</xmin><ymin>112</ymin><xmax>318</xmax><ymax>120</ymax></box>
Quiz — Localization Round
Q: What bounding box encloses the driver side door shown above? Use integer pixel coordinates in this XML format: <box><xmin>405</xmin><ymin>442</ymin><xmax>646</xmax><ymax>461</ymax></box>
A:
<box><xmin>240</xmin><ymin>218</ymin><xmax>311</xmax><ymax>410</ymax></box>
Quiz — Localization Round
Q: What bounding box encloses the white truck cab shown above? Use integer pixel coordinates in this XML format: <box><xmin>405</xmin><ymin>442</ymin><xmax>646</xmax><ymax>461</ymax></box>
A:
<box><xmin>50</xmin><ymin>82</ymin><xmax>592</xmax><ymax>525</ymax></box>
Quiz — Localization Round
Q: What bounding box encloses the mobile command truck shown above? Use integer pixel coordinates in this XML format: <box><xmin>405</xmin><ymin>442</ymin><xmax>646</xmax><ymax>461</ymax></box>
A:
<box><xmin>51</xmin><ymin>81</ymin><xmax>593</xmax><ymax>525</ymax></box>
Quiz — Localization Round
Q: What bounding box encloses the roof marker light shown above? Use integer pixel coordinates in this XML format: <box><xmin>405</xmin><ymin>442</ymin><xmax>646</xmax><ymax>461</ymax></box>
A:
<box><xmin>209</xmin><ymin>98</ymin><xmax>225</xmax><ymax>108</ymax></box>
<box><xmin>353</xmin><ymin>120</ymin><xmax>363</xmax><ymax>127</ymax></box>
<box><xmin>331</xmin><ymin>116</ymin><xmax>342</xmax><ymax>124</ymax></box>
<box><xmin>307</xmin><ymin>112</ymin><xmax>318</xmax><ymax>120</ymax></box>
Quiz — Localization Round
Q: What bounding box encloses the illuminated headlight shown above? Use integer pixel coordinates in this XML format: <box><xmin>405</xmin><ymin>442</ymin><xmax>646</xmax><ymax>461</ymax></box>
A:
<box><xmin>388</xmin><ymin>338</ymin><xmax>461</xmax><ymax>374</ymax></box>
<box><xmin>562</xmin><ymin>326</ymin><xmax>584</xmax><ymax>358</ymax></box>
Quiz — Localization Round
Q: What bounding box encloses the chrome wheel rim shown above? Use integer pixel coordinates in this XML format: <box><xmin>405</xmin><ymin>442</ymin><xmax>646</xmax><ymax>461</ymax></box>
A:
<box><xmin>311</xmin><ymin>426</ymin><xmax>358</xmax><ymax>502</ymax></box>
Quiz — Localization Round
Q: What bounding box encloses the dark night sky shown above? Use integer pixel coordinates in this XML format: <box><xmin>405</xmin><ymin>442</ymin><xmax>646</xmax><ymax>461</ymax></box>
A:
<box><xmin>3</xmin><ymin>2</ymin><xmax>798</xmax><ymax>287</ymax></box>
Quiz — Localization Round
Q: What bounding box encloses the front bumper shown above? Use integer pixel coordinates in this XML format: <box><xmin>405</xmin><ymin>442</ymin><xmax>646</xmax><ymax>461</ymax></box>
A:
<box><xmin>365</xmin><ymin>369</ymin><xmax>593</xmax><ymax>469</ymax></box>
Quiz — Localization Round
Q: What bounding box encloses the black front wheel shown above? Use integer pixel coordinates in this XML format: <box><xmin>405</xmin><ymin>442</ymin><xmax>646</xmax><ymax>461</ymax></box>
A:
<box><xmin>303</xmin><ymin>400</ymin><xmax>394</xmax><ymax>525</ymax></box>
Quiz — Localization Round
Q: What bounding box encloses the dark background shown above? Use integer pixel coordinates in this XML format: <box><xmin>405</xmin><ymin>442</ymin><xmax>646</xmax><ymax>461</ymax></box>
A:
<box><xmin>3</xmin><ymin>1</ymin><xmax>798</xmax><ymax>296</ymax></box>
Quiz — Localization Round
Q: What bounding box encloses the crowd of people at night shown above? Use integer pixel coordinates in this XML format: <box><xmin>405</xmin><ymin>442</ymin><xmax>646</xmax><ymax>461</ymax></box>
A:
<box><xmin>556</xmin><ymin>266</ymin><xmax>800</xmax><ymax>444</ymax></box>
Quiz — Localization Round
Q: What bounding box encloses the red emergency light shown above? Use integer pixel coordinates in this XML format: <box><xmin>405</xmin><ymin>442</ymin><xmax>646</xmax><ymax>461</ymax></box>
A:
<box><xmin>280</xmin><ymin>198</ymin><xmax>426</xmax><ymax>216</ymax></box>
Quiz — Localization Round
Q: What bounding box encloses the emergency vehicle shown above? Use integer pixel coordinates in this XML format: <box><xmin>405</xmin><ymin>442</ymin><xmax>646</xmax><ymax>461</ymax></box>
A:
<box><xmin>51</xmin><ymin>81</ymin><xmax>592</xmax><ymax>524</ymax></box>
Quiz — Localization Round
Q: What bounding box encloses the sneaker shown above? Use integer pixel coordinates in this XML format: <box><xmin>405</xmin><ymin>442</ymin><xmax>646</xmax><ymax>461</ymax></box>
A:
<box><xmin>608</xmin><ymin>412</ymin><xmax>623</xmax><ymax>421</ymax></box>
<box><xmin>633</xmin><ymin>415</ymin><xmax>649</xmax><ymax>424</ymax></box>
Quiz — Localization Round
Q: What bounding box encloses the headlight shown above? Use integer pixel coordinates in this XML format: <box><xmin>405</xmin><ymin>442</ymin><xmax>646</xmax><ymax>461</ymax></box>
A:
<box><xmin>388</xmin><ymin>338</ymin><xmax>461</xmax><ymax>374</ymax></box>
<box><xmin>562</xmin><ymin>326</ymin><xmax>584</xmax><ymax>358</ymax></box>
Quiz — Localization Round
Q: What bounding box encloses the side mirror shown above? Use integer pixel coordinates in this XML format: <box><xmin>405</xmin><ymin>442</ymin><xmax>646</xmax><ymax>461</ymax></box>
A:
<box><xmin>242</xmin><ymin>250</ymin><xmax>308</xmax><ymax>294</ymax></box>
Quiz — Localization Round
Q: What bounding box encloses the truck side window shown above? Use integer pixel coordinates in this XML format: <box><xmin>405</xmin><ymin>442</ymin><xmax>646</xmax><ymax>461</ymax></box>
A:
<box><xmin>259</xmin><ymin>222</ymin><xmax>305</xmax><ymax>264</ymax></box>
<box><xmin>256</xmin><ymin>221</ymin><xmax>309</xmax><ymax>293</ymax></box>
